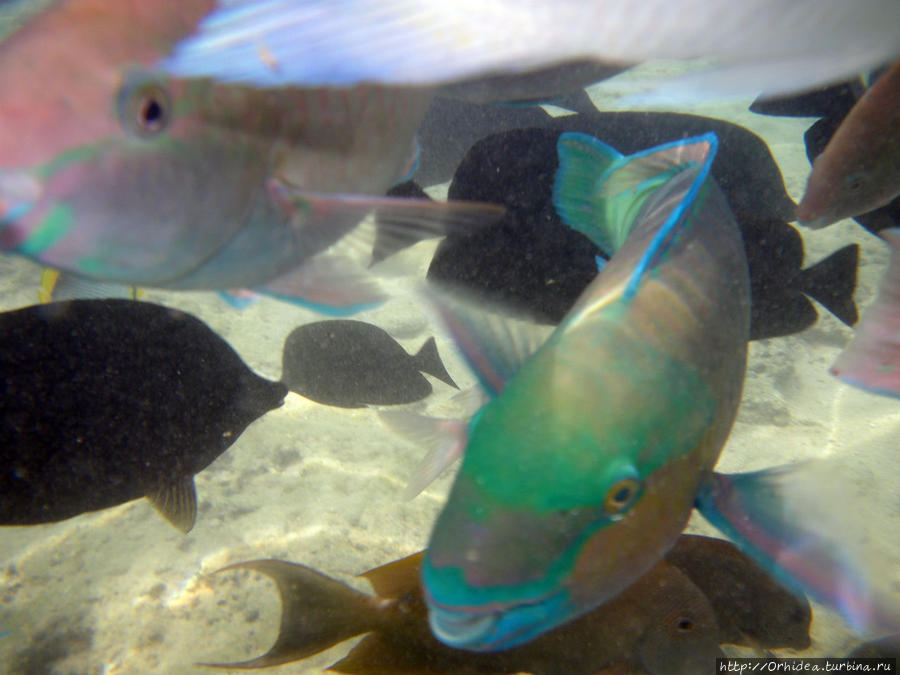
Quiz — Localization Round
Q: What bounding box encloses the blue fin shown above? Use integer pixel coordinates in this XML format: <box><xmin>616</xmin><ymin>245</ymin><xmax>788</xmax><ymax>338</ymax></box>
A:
<box><xmin>423</xmin><ymin>287</ymin><xmax>553</xmax><ymax>397</ymax></box>
<box><xmin>594</xmin><ymin>255</ymin><xmax>607</xmax><ymax>272</ymax></box>
<box><xmin>697</xmin><ymin>464</ymin><xmax>900</xmax><ymax>634</ymax></box>
<box><xmin>553</xmin><ymin>133</ymin><xmax>623</xmax><ymax>256</ymax></box>
<box><xmin>218</xmin><ymin>290</ymin><xmax>261</xmax><ymax>309</ymax></box>
<box><xmin>623</xmin><ymin>133</ymin><xmax>718</xmax><ymax>299</ymax></box>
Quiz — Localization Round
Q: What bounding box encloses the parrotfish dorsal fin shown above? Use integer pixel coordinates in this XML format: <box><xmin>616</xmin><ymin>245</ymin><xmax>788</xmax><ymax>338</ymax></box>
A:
<box><xmin>424</xmin><ymin>287</ymin><xmax>554</xmax><ymax>396</ymax></box>
<box><xmin>148</xmin><ymin>476</ymin><xmax>197</xmax><ymax>534</ymax></box>
<box><xmin>697</xmin><ymin>462</ymin><xmax>900</xmax><ymax>636</ymax></box>
<box><xmin>360</xmin><ymin>551</ymin><xmax>425</xmax><ymax>599</ymax></box>
<box><xmin>623</xmin><ymin>133</ymin><xmax>718</xmax><ymax>299</ymax></box>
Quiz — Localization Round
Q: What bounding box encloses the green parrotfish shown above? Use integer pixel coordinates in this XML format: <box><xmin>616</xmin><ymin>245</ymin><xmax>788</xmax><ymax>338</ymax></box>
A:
<box><xmin>406</xmin><ymin>132</ymin><xmax>900</xmax><ymax>651</ymax></box>
<box><xmin>0</xmin><ymin>0</ymin><xmax>500</xmax><ymax>313</ymax></box>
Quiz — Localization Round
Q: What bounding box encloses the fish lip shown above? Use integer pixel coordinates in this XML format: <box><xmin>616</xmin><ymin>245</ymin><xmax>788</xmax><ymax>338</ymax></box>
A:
<box><xmin>0</xmin><ymin>169</ymin><xmax>41</xmax><ymax>226</ymax></box>
<box><xmin>425</xmin><ymin>584</ymin><xmax>570</xmax><ymax>652</ymax></box>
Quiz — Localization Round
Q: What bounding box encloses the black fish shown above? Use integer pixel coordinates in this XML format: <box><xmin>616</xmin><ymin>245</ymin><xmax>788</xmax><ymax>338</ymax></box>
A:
<box><xmin>423</xmin><ymin>126</ymin><xmax>857</xmax><ymax>339</ymax></box>
<box><xmin>0</xmin><ymin>299</ymin><xmax>286</xmax><ymax>533</ymax></box>
<box><xmin>281</xmin><ymin>320</ymin><xmax>457</xmax><ymax>409</ymax></box>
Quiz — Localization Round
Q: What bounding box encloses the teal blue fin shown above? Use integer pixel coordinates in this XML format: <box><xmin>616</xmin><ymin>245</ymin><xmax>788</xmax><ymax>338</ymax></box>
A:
<box><xmin>622</xmin><ymin>133</ymin><xmax>718</xmax><ymax>299</ymax></box>
<box><xmin>423</xmin><ymin>287</ymin><xmax>553</xmax><ymax>396</ymax></box>
<box><xmin>697</xmin><ymin>464</ymin><xmax>900</xmax><ymax>634</ymax></box>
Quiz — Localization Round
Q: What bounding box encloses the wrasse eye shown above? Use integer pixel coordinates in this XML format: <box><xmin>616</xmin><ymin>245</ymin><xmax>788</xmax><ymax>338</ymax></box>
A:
<box><xmin>604</xmin><ymin>477</ymin><xmax>640</xmax><ymax>513</ymax></box>
<box><xmin>117</xmin><ymin>70</ymin><xmax>172</xmax><ymax>138</ymax></box>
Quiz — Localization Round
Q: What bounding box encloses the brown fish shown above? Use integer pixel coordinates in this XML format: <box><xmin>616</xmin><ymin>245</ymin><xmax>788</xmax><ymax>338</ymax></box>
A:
<box><xmin>202</xmin><ymin>535</ymin><xmax>810</xmax><ymax>674</ymax></box>
<box><xmin>798</xmin><ymin>60</ymin><xmax>900</xmax><ymax>228</ymax></box>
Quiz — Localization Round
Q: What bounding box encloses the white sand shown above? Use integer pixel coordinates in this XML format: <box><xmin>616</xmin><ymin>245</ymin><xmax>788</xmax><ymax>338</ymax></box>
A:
<box><xmin>1</xmin><ymin>65</ymin><xmax>898</xmax><ymax>673</ymax></box>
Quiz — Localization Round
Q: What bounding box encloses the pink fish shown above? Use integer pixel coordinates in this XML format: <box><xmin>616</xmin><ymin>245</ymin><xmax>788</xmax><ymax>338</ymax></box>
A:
<box><xmin>797</xmin><ymin>60</ymin><xmax>900</xmax><ymax>229</ymax></box>
<box><xmin>0</xmin><ymin>0</ymin><xmax>500</xmax><ymax>312</ymax></box>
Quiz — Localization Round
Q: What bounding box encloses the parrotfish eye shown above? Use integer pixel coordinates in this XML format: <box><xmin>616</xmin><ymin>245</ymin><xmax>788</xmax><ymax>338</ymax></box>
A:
<box><xmin>675</xmin><ymin>616</ymin><xmax>695</xmax><ymax>633</ymax></box>
<box><xmin>845</xmin><ymin>173</ymin><xmax>865</xmax><ymax>193</ymax></box>
<box><xmin>116</xmin><ymin>70</ymin><xmax>172</xmax><ymax>138</ymax></box>
<box><xmin>603</xmin><ymin>477</ymin><xmax>640</xmax><ymax>514</ymax></box>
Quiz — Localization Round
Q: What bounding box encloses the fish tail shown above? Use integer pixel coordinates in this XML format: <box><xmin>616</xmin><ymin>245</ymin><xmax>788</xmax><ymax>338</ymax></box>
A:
<box><xmin>795</xmin><ymin>244</ymin><xmax>859</xmax><ymax>327</ymax></box>
<box><xmin>412</xmin><ymin>337</ymin><xmax>458</xmax><ymax>389</ymax></box>
<box><xmin>697</xmin><ymin>463</ymin><xmax>900</xmax><ymax>635</ymax></box>
<box><xmin>199</xmin><ymin>559</ymin><xmax>380</xmax><ymax>669</ymax></box>
<box><xmin>831</xmin><ymin>230</ymin><xmax>900</xmax><ymax>396</ymax></box>
<box><xmin>552</xmin><ymin>132</ymin><xmax>624</xmax><ymax>256</ymax></box>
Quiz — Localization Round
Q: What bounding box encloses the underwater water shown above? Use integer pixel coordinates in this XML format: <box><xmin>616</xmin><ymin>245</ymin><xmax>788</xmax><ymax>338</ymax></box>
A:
<box><xmin>0</xmin><ymin>61</ymin><xmax>898</xmax><ymax>674</ymax></box>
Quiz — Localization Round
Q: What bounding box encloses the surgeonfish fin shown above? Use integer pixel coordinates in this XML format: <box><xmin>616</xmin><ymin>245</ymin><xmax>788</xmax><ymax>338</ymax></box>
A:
<box><xmin>411</xmin><ymin>337</ymin><xmax>458</xmax><ymax>388</ymax></box>
<box><xmin>378</xmin><ymin>410</ymin><xmax>469</xmax><ymax>498</ymax></box>
<box><xmin>159</xmin><ymin>0</ymin><xmax>900</xmax><ymax>101</ymax></box>
<box><xmin>830</xmin><ymin>229</ymin><xmax>900</xmax><ymax>396</ymax></box>
<box><xmin>794</xmin><ymin>243</ymin><xmax>859</xmax><ymax>328</ymax></box>
<box><xmin>200</xmin><ymin>559</ymin><xmax>378</xmax><ymax>669</ymax></box>
<box><xmin>696</xmin><ymin>462</ymin><xmax>900</xmax><ymax>635</ymax></box>
<box><xmin>421</xmin><ymin>286</ymin><xmax>554</xmax><ymax>396</ymax></box>
<box><xmin>359</xmin><ymin>551</ymin><xmax>424</xmax><ymax>597</ymax></box>
<box><xmin>148</xmin><ymin>476</ymin><xmax>198</xmax><ymax>534</ymax></box>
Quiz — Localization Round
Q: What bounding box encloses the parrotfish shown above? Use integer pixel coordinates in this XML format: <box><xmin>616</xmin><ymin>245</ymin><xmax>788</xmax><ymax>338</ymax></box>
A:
<box><xmin>160</xmin><ymin>0</ymin><xmax>900</xmax><ymax>101</ymax></box>
<box><xmin>203</xmin><ymin>535</ymin><xmax>810</xmax><ymax>674</ymax></box>
<box><xmin>797</xmin><ymin>61</ymin><xmax>900</xmax><ymax>229</ymax></box>
<box><xmin>410</xmin><ymin>132</ymin><xmax>898</xmax><ymax>650</ymax></box>
<box><xmin>0</xmin><ymin>299</ymin><xmax>286</xmax><ymax>532</ymax></box>
<box><xmin>281</xmin><ymin>319</ymin><xmax>458</xmax><ymax>408</ymax></box>
<box><xmin>420</xmin><ymin>123</ymin><xmax>857</xmax><ymax>338</ymax></box>
<box><xmin>0</xmin><ymin>0</ymin><xmax>500</xmax><ymax>314</ymax></box>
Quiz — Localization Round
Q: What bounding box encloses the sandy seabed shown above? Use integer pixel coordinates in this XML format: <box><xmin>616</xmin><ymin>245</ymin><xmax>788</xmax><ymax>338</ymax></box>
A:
<box><xmin>0</xmin><ymin>65</ymin><xmax>898</xmax><ymax>674</ymax></box>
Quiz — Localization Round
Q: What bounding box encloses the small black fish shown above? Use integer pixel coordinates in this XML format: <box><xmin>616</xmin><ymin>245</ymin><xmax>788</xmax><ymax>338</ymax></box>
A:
<box><xmin>0</xmin><ymin>299</ymin><xmax>286</xmax><ymax>533</ymax></box>
<box><xmin>423</xmin><ymin>126</ymin><xmax>857</xmax><ymax>339</ymax></box>
<box><xmin>281</xmin><ymin>320</ymin><xmax>458</xmax><ymax>409</ymax></box>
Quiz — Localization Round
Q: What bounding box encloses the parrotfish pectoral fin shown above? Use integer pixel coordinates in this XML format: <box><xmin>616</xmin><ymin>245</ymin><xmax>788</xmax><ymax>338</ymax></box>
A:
<box><xmin>831</xmin><ymin>229</ymin><xmax>900</xmax><ymax>397</ymax></box>
<box><xmin>39</xmin><ymin>268</ymin><xmax>140</xmax><ymax>304</ymax></box>
<box><xmin>148</xmin><ymin>476</ymin><xmax>198</xmax><ymax>534</ymax></box>
<box><xmin>200</xmin><ymin>559</ymin><xmax>378</xmax><ymax>669</ymax></box>
<box><xmin>217</xmin><ymin>289</ymin><xmax>262</xmax><ymax>310</ymax></box>
<box><xmin>422</xmin><ymin>287</ymin><xmax>554</xmax><ymax>396</ymax></box>
<box><xmin>697</xmin><ymin>465</ymin><xmax>900</xmax><ymax>634</ymax></box>
<box><xmin>258</xmin><ymin>255</ymin><xmax>387</xmax><ymax>315</ymax></box>
<box><xmin>378</xmin><ymin>410</ymin><xmax>468</xmax><ymax>498</ymax></box>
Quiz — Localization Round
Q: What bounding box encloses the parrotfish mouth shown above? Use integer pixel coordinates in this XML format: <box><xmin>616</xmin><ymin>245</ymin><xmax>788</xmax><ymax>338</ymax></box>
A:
<box><xmin>425</xmin><ymin>586</ymin><xmax>571</xmax><ymax>652</ymax></box>
<box><xmin>0</xmin><ymin>169</ymin><xmax>40</xmax><ymax>227</ymax></box>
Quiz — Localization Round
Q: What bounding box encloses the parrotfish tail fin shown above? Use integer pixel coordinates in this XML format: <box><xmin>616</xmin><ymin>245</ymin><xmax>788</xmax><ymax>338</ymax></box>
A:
<box><xmin>697</xmin><ymin>465</ymin><xmax>900</xmax><ymax>635</ymax></box>
<box><xmin>553</xmin><ymin>133</ymin><xmax>624</xmax><ymax>255</ymax></box>
<box><xmin>621</xmin><ymin>134</ymin><xmax>719</xmax><ymax>300</ymax></box>
<box><xmin>831</xmin><ymin>229</ymin><xmax>900</xmax><ymax>396</ymax></box>
<box><xmin>371</xmin><ymin>181</ymin><xmax>432</xmax><ymax>266</ymax></box>
<box><xmin>148</xmin><ymin>476</ymin><xmax>197</xmax><ymax>534</ymax></box>
<box><xmin>378</xmin><ymin>410</ymin><xmax>468</xmax><ymax>498</ymax></box>
<box><xmin>412</xmin><ymin>337</ymin><xmax>458</xmax><ymax>388</ymax></box>
<box><xmin>39</xmin><ymin>268</ymin><xmax>140</xmax><ymax>304</ymax></box>
<box><xmin>796</xmin><ymin>244</ymin><xmax>859</xmax><ymax>327</ymax></box>
<box><xmin>421</xmin><ymin>286</ymin><xmax>554</xmax><ymax>396</ymax></box>
<box><xmin>200</xmin><ymin>559</ymin><xmax>379</xmax><ymax>669</ymax></box>
<box><xmin>359</xmin><ymin>551</ymin><xmax>425</xmax><ymax>598</ymax></box>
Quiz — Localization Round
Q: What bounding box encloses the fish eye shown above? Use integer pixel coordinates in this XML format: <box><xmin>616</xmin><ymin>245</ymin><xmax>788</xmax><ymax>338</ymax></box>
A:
<box><xmin>845</xmin><ymin>173</ymin><xmax>865</xmax><ymax>193</ymax></box>
<box><xmin>675</xmin><ymin>616</ymin><xmax>695</xmax><ymax>633</ymax></box>
<box><xmin>117</xmin><ymin>72</ymin><xmax>172</xmax><ymax>138</ymax></box>
<box><xmin>603</xmin><ymin>477</ymin><xmax>640</xmax><ymax>513</ymax></box>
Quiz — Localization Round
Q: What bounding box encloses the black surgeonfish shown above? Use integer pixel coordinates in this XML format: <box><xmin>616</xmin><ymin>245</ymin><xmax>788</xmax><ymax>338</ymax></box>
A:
<box><xmin>0</xmin><ymin>299</ymin><xmax>286</xmax><ymax>532</ymax></box>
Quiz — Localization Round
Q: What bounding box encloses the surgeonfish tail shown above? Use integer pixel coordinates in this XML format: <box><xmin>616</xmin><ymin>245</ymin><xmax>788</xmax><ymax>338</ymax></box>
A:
<box><xmin>412</xmin><ymin>336</ymin><xmax>458</xmax><ymax>388</ymax></box>
<box><xmin>795</xmin><ymin>244</ymin><xmax>859</xmax><ymax>328</ymax></box>
<box><xmin>830</xmin><ymin>230</ymin><xmax>900</xmax><ymax>396</ymax></box>
<box><xmin>199</xmin><ymin>559</ymin><xmax>380</xmax><ymax>669</ymax></box>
